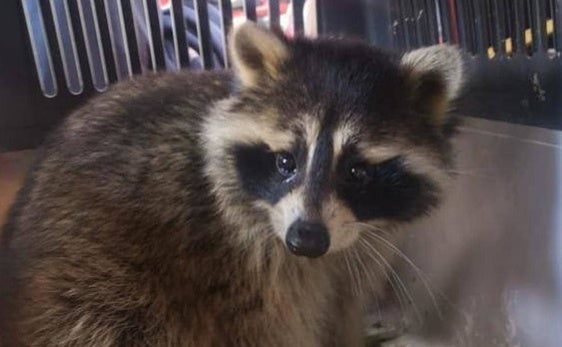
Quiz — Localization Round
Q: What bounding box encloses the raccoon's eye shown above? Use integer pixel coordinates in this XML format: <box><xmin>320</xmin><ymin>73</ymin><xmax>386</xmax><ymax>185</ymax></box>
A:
<box><xmin>276</xmin><ymin>152</ymin><xmax>297</xmax><ymax>177</ymax></box>
<box><xmin>348</xmin><ymin>163</ymin><xmax>370</xmax><ymax>184</ymax></box>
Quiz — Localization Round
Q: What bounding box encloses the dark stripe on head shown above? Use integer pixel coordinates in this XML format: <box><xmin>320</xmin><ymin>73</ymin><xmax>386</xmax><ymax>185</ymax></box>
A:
<box><xmin>304</xmin><ymin>109</ymin><xmax>339</xmax><ymax>216</ymax></box>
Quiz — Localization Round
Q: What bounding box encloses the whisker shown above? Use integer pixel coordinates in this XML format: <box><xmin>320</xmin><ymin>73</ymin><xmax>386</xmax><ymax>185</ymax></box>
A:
<box><xmin>359</xmin><ymin>237</ymin><xmax>422</xmax><ymax>323</ymax></box>
<box><xmin>357</xmin><ymin>239</ymin><xmax>407</xmax><ymax>324</ymax></box>
<box><xmin>351</xmin><ymin>246</ymin><xmax>365</xmax><ymax>295</ymax></box>
<box><xmin>357</xmin><ymin>223</ymin><xmax>444</xmax><ymax>319</ymax></box>
<box><xmin>446</xmin><ymin>169</ymin><xmax>494</xmax><ymax>178</ymax></box>
<box><xmin>356</xmin><ymin>247</ymin><xmax>383</xmax><ymax>319</ymax></box>
<box><xmin>343</xmin><ymin>251</ymin><xmax>359</xmax><ymax>296</ymax></box>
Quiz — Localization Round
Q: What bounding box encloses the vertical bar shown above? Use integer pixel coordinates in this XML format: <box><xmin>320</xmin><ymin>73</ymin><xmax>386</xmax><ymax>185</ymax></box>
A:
<box><xmin>481</xmin><ymin>0</ymin><xmax>495</xmax><ymax>58</ymax></box>
<box><xmin>49</xmin><ymin>0</ymin><xmax>84</xmax><ymax>94</ymax></box>
<box><xmin>145</xmin><ymin>0</ymin><xmax>166</xmax><ymax>70</ymax></box>
<box><xmin>171</xmin><ymin>0</ymin><xmax>190</xmax><ymax>68</ymax></box>
<box><xmin>293</xmin><ymin>0</ymin><xmax>305</xmax><ymax>35</ymax></box>
<box><xmin>129</xmin><ymin>0</ymin><xmax>151</xmax><ymax>73</ymax></box>
<box><xmin>438</xmin><ymin>0</ymin><xmax>451</xmax><ymax>43</ymax></box>
<box><xmin>400</xmin><ymin>0</ymin><xmax>412</xmax><ymax>49</ymax></box>
<box><xmin>67</xmin><ymin>0</ymin><xmax>93</xmax><ymax>91</ymax></box>
<box><xmin>424</xmin><ymin>0</ymin><xmax>438</xmax><ymax>45</ymax></box>
<box><xmin>268</xmin><ymin>0</ymin><xmax>280</xmax><ymax>28</ymax></box>
<box><xmin>103</xmin><ymin>0</ymin><xmax>132</xmax><ymax>80</ymax></box>
<box><xmin>93</xmin><ymin>0</ymin><xmax>117</xmax><ymax>82</ymax></box>
<box><xmin>391</xmin><ymin>0</ymin><xmax>406</xmax><ymax>49</ymax></box>
<box><xmin>523</xmin><ymin>0</ymin><xmax>536</xmax><ymax>54</ymax></box>
<box><xmin>194</xmin><ymin>0</ymin><xmax>213</xmax><ymax>69</ymax></box>
<box><xmin>244</xmin><ymin>0</ymin><xmax>257</xmax><ymax>21</ymax></box>
<box><xmin>40</xmin><ymin>0</ymin><xmax>68</xmax><ymax>94</ymax></box>
<box><xmin>448</xmin><ymin>0</ymin><xmax>459</xmax><ymax>44</ymax></box>
<box><xmin>20</xmin><ymin>0</ymin><xmax>58</xmax><ymax>97</ymax></box>
<box><xmin>514</xmin><ymin>0</ymin><xmax>526</xmax><ymax>53</ymax></box>
<box><xmin>407</xmin><ymin>0</ymin><xmax>418</xmax><ymax>47</ymax></box>
<box><xmin>503</xmin><ymin>0</ymin><xmax>516</xmax><ymax>56</ymax></box>
<box><xmin>412</xmin><ymin>0</ymin><xmax>426</xmax><ymax>45</ymax></box>
<box><xmin>472</xmin><ymin>0</ymin><xmax>487</xmax><ymax>54</ymax></box>
<box><xmin>455</xmin><ymin>0</ymin><xmax>470</xmax><ymax>50</ymax></box>
<box><xmin>219</xmin><ymin>0</ymin><xmax>233</xmax><ymax>68</ymax></box>
<box><xmin>76</xmin><ymin>0</ymin><xmax>108</xmax><ymax>91</ymax></box>
<box><xmin>533</xmin><ymin>0</ymin><xmax>548</xmax><ymax>52</ymax></box>
<box><xmin>434</xmin><ymin>0</ymin><xmax>444</xmax><ymax>44</ymax></box>
<box><xmin>120</xmin><ymin>0</ymin><xmax>141</xmax><ymax>74</ymax></box>
<box><xmin>555</xmin><ymin>0</ymin><xmax>562</xmax><ymax>51</ymax></box>
<box><xmin>465</xmin><ymin>0</ymin><xmax>478</xmax><ymax>53</ymax></box>
<box><xmin>546</xmin><ymin>0</ymin><xmax>556</xmax><ymax>51</ymax></box>
<box><xmin>167</xmin><ymin>0</ymin><xmax>181</xmax><ymax>70</ymax></box>
<box><xmin>492</xmin><ymin>0</ymin><xmax>506</xmax><ymax>57</ymax></box>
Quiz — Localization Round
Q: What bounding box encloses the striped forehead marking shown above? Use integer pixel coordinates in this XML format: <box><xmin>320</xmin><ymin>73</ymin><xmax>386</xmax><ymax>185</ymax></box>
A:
<box><xmin>302</xmin><ymin>111</ymin><xmax>339</xmax><ymax>216</ymax></box>
<box><xmin>332</xmin><ymin>121</ymin><xmax>359</xmax><ymax>166</ymax></box>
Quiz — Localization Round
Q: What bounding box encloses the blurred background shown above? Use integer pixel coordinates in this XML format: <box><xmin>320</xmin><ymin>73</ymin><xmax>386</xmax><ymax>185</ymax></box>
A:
<box><xmin>1</xmin><ymin>0</ymin><xmax>561</xmax><ymax>345</ymax></box>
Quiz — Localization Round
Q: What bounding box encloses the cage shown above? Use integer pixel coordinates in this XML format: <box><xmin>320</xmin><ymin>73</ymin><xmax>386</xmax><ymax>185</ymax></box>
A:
<box><xmin>1</xmin><ymin>1</ymin><xmax>562</xmax><ymax>346</ymax></box>
<box><xmin>0</xmin><ymin>0</ymin><xmax>315</xmax><ymax>150</ymax></box>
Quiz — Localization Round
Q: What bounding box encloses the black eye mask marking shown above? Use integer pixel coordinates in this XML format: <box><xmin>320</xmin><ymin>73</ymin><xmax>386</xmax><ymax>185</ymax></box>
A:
<box><xmin>337</xmin><ymin>152</ymin><xmax>439</xmax><ymax>221</ymax></box>
<box><xmin>233</xmin><ymin>142</ymin><xmax>304</xmax><ymax>204</ymax></box>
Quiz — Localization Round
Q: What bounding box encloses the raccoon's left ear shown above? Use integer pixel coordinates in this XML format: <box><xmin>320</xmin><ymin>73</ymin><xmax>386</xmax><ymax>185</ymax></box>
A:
<box><xmin>229</xmin><ymin>21</ymin><xmax>289</xmax><ymax>88</ymax></box>
<box><xmin>400</xmin><ymin>45</ymin><xmax>464</xmax><ymax>124</ymax></box>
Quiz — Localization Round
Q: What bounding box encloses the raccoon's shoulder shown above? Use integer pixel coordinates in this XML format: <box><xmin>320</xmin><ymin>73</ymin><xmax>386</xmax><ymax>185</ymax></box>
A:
<box><xmin>3</xmin><ymin>70</ymin><xmax>233</xmax><ymax>245</ymax></box>
<box><xmin>48</xmin><ymin>69</ymin><xmax>233</xmax><ymax>149</ymax></box>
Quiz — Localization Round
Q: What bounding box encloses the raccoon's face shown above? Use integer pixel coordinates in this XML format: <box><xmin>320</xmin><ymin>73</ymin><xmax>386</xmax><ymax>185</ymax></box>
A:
<box><xmin>204</xmin><ymin>23</ymin><xmax>464</xmax><ymax>258</ymax></box>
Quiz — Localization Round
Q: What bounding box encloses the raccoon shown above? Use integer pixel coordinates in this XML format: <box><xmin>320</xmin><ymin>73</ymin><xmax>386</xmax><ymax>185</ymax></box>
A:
<box><xmin>0</xmin><ymin>22</ymin><xmax>464</xmax><ymax>346</ymax></box>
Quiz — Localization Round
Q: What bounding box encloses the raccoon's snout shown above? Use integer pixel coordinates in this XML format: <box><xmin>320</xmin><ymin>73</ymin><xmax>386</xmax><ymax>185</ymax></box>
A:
<box><xmin>285</xmin><ymin>220</ymin><xmax>330</xmax><ymax>258</ymax></box>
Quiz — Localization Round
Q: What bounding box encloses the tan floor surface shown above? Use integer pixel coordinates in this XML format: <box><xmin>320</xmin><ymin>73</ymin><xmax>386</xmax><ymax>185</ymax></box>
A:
<box><xmin>0</xmin><ymin>150</ymin><xmax>35</xmax><ymax>229</ymax></box>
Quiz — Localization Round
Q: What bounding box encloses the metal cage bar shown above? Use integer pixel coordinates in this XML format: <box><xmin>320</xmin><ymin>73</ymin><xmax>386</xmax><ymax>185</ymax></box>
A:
<box><xmin>268</xmin><ymin>0</ymin><xmax>280</xmax><ymax>28</ymax></box>
<box><xmin>20</xmin><ymin>0</ymin><xmax>58</xmax><ymax>97</ymax></box>
<box><xmin>145</xmin><ymin>0</ymin><xmax>166</xmax><ymax>70</ymax></box>
<box><xmin>218</xmin><ymin>0</ymin><xmax>232</xmax><ymax>68</ymax></box>
<box><xmin>67</xmin><ymin>0</ymin><xmax>93</xmax><ymax>92</ymax></box>
<box><xmin>472</xmin><ymin>0</ymin><xmax>487</xmax><ymax>54</ymax></box>
<box><xmin>399</xmin><ymin>0</ymin><xmax>412</xmax><ymax>49</ymax></box>
<box><xmin>553</xmin><ymin>0</ymin><xmax>562</xmax><ymax>52</ymax></box>
<box><xmin>243</xmin><ymin>0</ymin><xmax>257</xmax><ymax>21</ymax></box>
<box><xmin>120</xmin><ymin>0</ymin><xmax>142</xmax><ymax>74</ymax></box>
<box><xmin>533</xmin><ymin>0</ymin><xmax>548</xmax><ymax>52</ymax></box>
<box><xmin>523</xmin><ymin>0</ymin><xmax>536</xmax><ymax>54</ymax></box>
<box><xmin>171</xmin><ymin>0</ymin><xmax>191</xmax><ymax>68</ymax></box>
<box><xmin>513</xmin><ymin>0</ymin><xmax>526</xmax><ymax>54</ymax></box>
<box><xmin>293</xmin><ymin>0</ymin><xmax>305</xmax><ymax>35</ymax></box>
<box><xmin>391</xmin><ymin>0</ymin><xmax>406</xmax><ymax>49</ymax></box>
<box><xmin>415</xmin><ymin>0</ymin><xmax>427</xmax><ymax>46</ymax></box>
<box><xmin>438</xmin><ymin>0</ymin><xmax>451</xmax><ymax>44</ymax></box>
<box><xmin>494</xmin><ymin>0</ymin><xmax>507</xmax><ymax>57</ymax></box>
<box><xmin>94</xmin><ymin>1</ymin><xmax>118</xmax><ymax>81</ymax></box>
<box><xmin>455</xmin><ymin>0</ymin><xmax>471</xmax><ymax>52</ymax></box>
<box><xmin>76</xmin><ymin>0</ymin><xmax>109</xmax><ymax>91</ymax></box>
<box><xmin>40</xmin><ymin>0</ymin><xmax>68</xmax><ymax>95</ymax></box>
<box><xmin>193</xmin><ymin>0</ymin><xmax>213</xmax><ymax>69</ymax></box>
<box><xmin>481</xmin><ymin>0</ymin><xmax>495</xmax><ymax>57</ymax></box>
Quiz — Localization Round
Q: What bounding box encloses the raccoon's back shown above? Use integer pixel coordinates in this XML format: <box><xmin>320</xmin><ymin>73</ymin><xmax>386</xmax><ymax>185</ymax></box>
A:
<box><xmin>0</xmin><ymin>70</ymin><xmax>233</xmax><ymax>346</ymax></box>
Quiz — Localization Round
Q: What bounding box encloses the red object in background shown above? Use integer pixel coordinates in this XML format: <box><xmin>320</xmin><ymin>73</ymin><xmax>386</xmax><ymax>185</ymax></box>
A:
<box><xmin>159</xmin><ymin>0</ymin><xmax>171</xmax><ymax>9</ymax></box>
<box><xmin>232</xmin><ymin>0</ymin><xmax>290</xmax><ymax>21</ymax></box>
<box><xmin>448</xmin><ymin>0</ymin><xmax>459</xmax><ymax>44</ymax></box>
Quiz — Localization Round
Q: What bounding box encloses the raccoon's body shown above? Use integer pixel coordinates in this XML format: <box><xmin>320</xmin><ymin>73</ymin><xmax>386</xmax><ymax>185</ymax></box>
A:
<box><xmin>0</xmin><ymin>23</ymin><xmax>463</xmax><ymax>346</ymax></box>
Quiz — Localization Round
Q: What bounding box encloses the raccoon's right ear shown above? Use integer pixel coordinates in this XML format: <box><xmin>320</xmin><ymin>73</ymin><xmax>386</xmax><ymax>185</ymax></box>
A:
<box><xmin>228</xmin><ymin>21</ymin><xmax>289</xmax><ymax>88</ymax></box>
<box><xmin>400</xmin><ymin>45</ymin><xmax>464</xmax><ymax>125</ymax></box>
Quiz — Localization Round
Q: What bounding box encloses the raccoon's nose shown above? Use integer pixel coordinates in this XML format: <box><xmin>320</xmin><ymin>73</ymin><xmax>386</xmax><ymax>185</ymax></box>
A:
<box><xmin>285</xmin><ymin>220</ymin><xmax>330</xmax><ymax>258</ymax></box>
